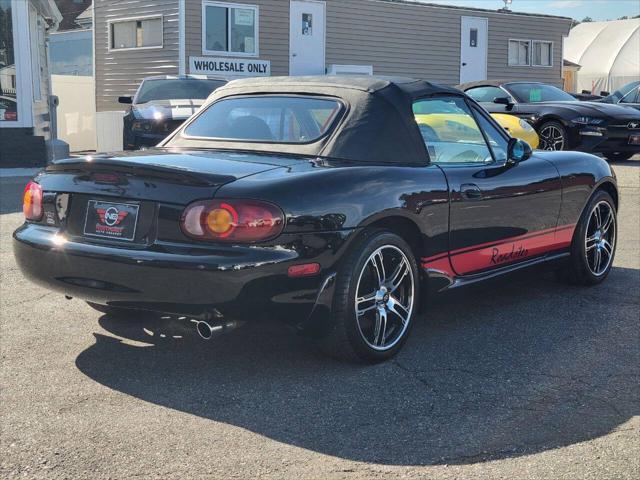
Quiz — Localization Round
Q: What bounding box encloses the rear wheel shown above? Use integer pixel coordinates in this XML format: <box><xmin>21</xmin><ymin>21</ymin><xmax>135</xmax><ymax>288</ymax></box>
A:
<box><xmin>605</xmin><ymin>151</ymin><xmax>634</xmax><ymax>162</ymax></box>
<box><xmin>538</xmin><ymin>120</ymin><xmax>568</xmax><ymax>151</ymax></box>
<box><xmin>561</xmin><ymin>190</ymin><xmax>617</xmax><ymax>285</ymax></box>
<box><xmin>320</xmin><ymin>231</ymin><xmax>419</xmax><ymax>363</ymax></box>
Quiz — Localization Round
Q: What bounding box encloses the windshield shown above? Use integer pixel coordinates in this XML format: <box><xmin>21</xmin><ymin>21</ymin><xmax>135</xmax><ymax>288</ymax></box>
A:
<box><xmin>135</xmin><ymin>79</ymin><xmax>226</xmax><ymax>104</ymax></box>
<box><xmin>505</xmin><ymin>83</ymin><xmax>576</xmax><ymax>103</ymax></box>
<box><xmin>611</xmin><ymin>81</ymin><xmax>640</xmax><ymax>102</ymax></box>
<box><xmin>182</xmin><ymin>96</ymin><xmax>342</xmax><ymax>143</ymax></box>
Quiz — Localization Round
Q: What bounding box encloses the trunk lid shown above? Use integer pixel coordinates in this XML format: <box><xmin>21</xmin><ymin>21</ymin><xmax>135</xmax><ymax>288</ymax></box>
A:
<box><xmin>36</xmin><ymin>148</ymin><xmax>297</xmax><ymax>245</ymax></box>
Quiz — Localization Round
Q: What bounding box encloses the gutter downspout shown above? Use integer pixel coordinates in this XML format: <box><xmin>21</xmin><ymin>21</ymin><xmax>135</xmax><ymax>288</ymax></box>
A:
<box><xmin>178</xmin><ymin>0</ymin><xmax>186</xmax><ymax>76</ymax></box>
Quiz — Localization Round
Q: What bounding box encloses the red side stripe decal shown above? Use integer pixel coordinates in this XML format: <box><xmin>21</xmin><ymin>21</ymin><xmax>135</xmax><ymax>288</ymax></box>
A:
<box><xmin>422</xmin><ymin>224</ymin><xmax>576</xmax><ymax>276</ymax></box>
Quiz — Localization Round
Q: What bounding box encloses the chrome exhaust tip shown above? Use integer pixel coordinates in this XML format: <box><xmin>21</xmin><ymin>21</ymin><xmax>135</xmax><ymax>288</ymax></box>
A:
<box><xmin>194</xmin><ymin>318</ymin><xmax>241</xmax><ymax>340</ymax></box>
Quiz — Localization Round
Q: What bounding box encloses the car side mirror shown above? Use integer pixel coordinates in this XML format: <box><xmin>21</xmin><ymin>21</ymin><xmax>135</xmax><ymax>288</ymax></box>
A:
<box><xmin>508</xmin><ymin>138</ymin><xmax>532</xmax><ymax>163</ymax></box>
<box><xmin>493</xmin><ymin>96</ymin><xmax>514</xmax><ymax>111</ymax></box>
<box><xmin>493</xmin><ymin>96</ymin><xmax>512</xmax><ymax>106</ymax></box>
<box><xmin>600</xmin><ymin>91</ymin><xmax>610</xmax><ymax>97</ymax></box>
<box><xmin>118</xmin><ymin>96</ymin><xmax>133</xmax><ymax>104</ymax></box>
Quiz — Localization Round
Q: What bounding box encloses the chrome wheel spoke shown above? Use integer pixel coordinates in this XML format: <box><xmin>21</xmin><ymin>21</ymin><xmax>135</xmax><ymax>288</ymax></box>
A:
<box><xmin>373</xmin><ymin>307</ymin><xmax>388</xmax><ymax>346</ymax></box>
<box><xmin>387</xmin><ymin>258</ymin><xmax>409</xmax><ymax>293</ymax></box>
<box><xmin>370</xmin><ymin>251</ymin><xmax>386</xmax><ymax>286</ymax></box>
<box><xmin>356</xmin><ymin>293</ymin><xmax>377</xmax><ymax>316</ymax></box>
<box><xmin>593</xmin><ymin>206</ymin><xmax>602</xmax><ymax>229</ymax></box>
<box><xmin>601</xmin><ymin>239</ymin><xmax>613</xmax><ymax>257</ymax></box>
<box><xmin>387</xmin><ymin>295</ymin><xmax>410</xmax><ymax>326</ymax></box>
<box><xmin>593</xmin><ymin>248</ymin><xmax>602</xmax><ymax>273</ymax></box>
<box><xmin>585</xmin><ymin>234</ymin><xmax>598</xmax><ymax>251</ymax></box>
<box><xmin>601</xmin><ymin>210</ymin><xmax>613</xmax><ymax>234</ymax></box>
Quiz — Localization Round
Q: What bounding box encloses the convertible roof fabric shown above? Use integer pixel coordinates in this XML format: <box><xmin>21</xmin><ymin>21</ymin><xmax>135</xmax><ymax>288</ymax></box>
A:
<box><xmin>165</xmin><ymin>76</ymin><xmax>462</xmax><ymax>164</ymax></box>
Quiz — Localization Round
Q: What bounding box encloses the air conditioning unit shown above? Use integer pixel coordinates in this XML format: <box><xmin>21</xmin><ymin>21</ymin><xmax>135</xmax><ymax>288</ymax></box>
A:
<box><xmin>326</xmin><ymin>64</ymin><xmax>373</xmax><ymax>76</ymax></box>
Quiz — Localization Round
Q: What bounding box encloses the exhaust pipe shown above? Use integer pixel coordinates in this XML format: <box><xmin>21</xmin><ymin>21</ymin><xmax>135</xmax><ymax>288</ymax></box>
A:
<box><xmin>195</xmin><ymin>318</ymin><xmax>240</xmax><ymax>340</ymax></box>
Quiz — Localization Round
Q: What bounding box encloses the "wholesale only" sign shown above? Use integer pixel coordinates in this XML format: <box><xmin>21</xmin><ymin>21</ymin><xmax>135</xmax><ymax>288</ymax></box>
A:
<box><xmin>189</xmin><ymin>57</ymin><xmax>271</xmax><ymax>77</ymax></box>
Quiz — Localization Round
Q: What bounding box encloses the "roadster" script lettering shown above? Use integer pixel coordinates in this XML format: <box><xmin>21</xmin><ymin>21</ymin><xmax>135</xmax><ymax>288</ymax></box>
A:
<box><xmin>490</xmin><ymin>244</ymin><xmax>528</xmax><ymax>265</ymax></box>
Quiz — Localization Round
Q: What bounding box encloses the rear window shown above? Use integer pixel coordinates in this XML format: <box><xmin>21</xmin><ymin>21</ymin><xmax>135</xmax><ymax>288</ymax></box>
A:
<box><xmin>183</xmin><ymin>96</ymin><xmax>342</xmax><ymax>143</ymax></box>
<box><xmin>135</xmin><ymin>79</ymin><xmax>226</xmax><ymax>104</ymax></box>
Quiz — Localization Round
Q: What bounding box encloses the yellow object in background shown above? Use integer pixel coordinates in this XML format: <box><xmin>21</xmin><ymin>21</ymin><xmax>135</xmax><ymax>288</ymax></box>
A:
<box><xmin>491</xmin><ymin>114</ymin><xmax>540</xmax><ymax>149</ymax></box>
<box><xmin>414</xmin><ymin>113</ymin><xmax>539</xmax><ymax>150</ymax></box>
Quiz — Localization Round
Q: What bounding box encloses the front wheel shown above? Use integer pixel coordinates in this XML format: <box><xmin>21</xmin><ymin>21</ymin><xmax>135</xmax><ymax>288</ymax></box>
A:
<box><xmin>538</xmin><ymin>120</ymin><xmax>568</xmax><ymax>151</ymax></box>
<box><xmin>320</xmin><ymin>231</ymin><xmax>419</xmax><ymax>363</ymax></box>
<box><xmin>561</xmin><ymin>190</ymin><xmax>617</xmax><ymax>285</ymax></box>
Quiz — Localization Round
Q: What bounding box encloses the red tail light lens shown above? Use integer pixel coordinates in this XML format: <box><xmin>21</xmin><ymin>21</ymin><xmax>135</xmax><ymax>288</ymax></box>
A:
<box><xmin>181</xmin><ymin>199</ymin><xmax>285</xmax><ymax>243</ymax></box>
<box><xmin>23</xmin><ymin>181</ymin><xmax>43</xmax><ymax>221</ymax></box>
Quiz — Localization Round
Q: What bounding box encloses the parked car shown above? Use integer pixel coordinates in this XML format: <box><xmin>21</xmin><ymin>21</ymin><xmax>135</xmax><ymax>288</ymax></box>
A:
<box><xmin>119</xmin><ymin>75</ymin><xmax>226</xmax><ymax>150</ymax></box>
<box><xmin>597</xmin><ymin>81</ymin><xmax>640</xmax><ymax>111</ymax></box>
<box><xmin>458</xmin><ymin>80</ymin><xmax>640</xmax><ymax>161</ymax></box>
<box><xmin>415</xmin><ymin>109</ymin><xmax>539</xmax><ymax>149</ymax></box>
<box><xmin>0</xmin><ymin>96</ymin><xmax>17</xmax><ymax>121</ymax></box>
<box><xmin>14</xmin><ymin>76</ymin><xmax>618</xmax><ymax>363</ymax></box>
<box><xmin>571</xmin><ymin>92</ymin><xmax>603</xmax><ymax>101</ymax></box>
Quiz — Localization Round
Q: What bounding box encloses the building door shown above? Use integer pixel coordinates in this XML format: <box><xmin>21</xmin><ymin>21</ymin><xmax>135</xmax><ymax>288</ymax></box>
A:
<box><xmin>460</xmin><ymin>16</ymin><xmax>488</xmax><ymax>84</ymax></box>
<box><xmin>289</xmin><ymin>0</ymin><xmax>326</xmax><ymax>75</ymax></box>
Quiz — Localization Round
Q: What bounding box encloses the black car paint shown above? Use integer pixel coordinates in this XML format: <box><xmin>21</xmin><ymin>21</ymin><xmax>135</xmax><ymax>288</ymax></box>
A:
<box><xmin>459</xmin><ymin>81</ymin><xmax>640</xmax><ymax>156</ymax></box>
<box><xmin>13</xmin><ymin>78</ymin><xmax>618</xmax><ymax>339</ymax></box>
<box><xmin>13</xmin><ymin>147</ymin><xmax>614</xmax><ymax>334</ymax></box>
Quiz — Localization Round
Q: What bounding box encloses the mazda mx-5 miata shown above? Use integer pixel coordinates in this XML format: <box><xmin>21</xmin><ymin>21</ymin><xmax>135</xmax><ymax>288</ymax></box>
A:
<box><xmin>459</xmin><ymin>80</ymin><xmax>640</xmax><ymax>161</ymax></box>
<box><xmin>14</xmin><ymin>76</ymin><xmax>619</xmax><ymax>362</ymax></box>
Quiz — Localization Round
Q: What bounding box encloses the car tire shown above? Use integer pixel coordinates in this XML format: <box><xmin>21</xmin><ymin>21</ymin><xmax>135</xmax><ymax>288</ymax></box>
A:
<box><xmin>320</xmin><ymin>230</ymin><xmax>420</xmax><ymax>363</ymax></box>
<box><xmin>538</xmin><ymin>120</ymin><xmax>568</xmax><ymax>151</ymax></box>
<box><xmin>86</xmin><ymin>301</ymin><xmax>140</xmax><ymax>318</ymax></box>
<box><xmin>561</xmin><ymin>190</ymin><xmax>617</xmax><ymax>286</ymax></box>
<box><xmin>604</xmin><ymin>151</ymin><xmax>634</xmax><ymax>162</ymax></box>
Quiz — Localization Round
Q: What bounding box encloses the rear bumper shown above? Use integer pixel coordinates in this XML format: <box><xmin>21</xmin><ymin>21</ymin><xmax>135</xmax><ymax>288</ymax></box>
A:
<box><xmin>13</xmin><ymin>223</ymin><xmax>340</xmax><ymax>324</ymax></box>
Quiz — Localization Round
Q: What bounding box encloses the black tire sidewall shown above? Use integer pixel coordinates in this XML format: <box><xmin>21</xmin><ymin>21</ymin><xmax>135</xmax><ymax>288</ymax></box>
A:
<box><xmin>570</xmin><ymin>190</ymin><xmax>617</xmax><ymax>285</ymax></box>
<box><xmin>334</xmin><ymin>231</ymin><xmax>420</xmax><ymax>362</ymax></box>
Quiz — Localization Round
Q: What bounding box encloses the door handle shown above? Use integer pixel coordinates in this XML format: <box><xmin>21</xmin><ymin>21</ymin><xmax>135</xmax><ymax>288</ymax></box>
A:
<box><xmin>461</xmin><ymin>183</ymin><xmax>482</xmax><ymax>200</ymax></box>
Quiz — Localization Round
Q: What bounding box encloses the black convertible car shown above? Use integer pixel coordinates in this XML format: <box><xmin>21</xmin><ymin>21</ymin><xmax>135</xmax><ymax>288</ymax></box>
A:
<box><xmin>119</xmin><ymin>75</ymin><xmax>226</xmax><ymax>150</ymax></box>
<box><xmin>14</xmin><ymin>76</ymin><xmax>618</xmax><ymax>362</ymax></box>
<box><xmin>459</xmin><ymin>80</ymin><xmax>640</xmax><ymax>161</ymax></box>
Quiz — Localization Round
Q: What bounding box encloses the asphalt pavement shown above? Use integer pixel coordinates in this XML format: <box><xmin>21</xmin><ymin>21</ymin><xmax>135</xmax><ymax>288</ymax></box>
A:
<box><xmin>1</xmin><ymin>160</ymin><xmax>638</xmax><ymax>479</ymax></box>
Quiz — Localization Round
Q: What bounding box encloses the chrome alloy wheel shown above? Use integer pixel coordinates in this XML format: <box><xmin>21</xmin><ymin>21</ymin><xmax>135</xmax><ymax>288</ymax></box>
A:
<box><xmin>354</xmin><ymin>246</ymin><xmax>414</xmax><ymax>351</ymax></box>
<box><xmin>540</xmin><ymin>125</ymin><xmax>565</xmax><ymax>150</ymax></box>
<box><xmin>585</xmin><ymin>200</ymin><xmax>616</xmax><ymax>276</ymax></box>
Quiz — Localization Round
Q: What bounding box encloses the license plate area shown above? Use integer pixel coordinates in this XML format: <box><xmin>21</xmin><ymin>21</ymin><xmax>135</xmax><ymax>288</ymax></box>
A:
<box><xmin>84</xmin><ymin>200</ymin><xmax>139</xmax><ymax>241</ymax></box>
<box><xmin>629</xmin><ymin>134</ymin><xmax>640</xmax><ymax>145</ymax></box>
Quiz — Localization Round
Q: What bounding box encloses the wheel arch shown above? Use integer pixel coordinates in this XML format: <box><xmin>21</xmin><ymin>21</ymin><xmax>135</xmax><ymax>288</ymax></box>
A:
<box><xmin>358</xmin><ymin>215</ymin><xmax>425</xmax><ymax>262</ymax></box>
<box><xmin>595</xmin><ymin>179</ymin><xmax>619</xmax><ymax>210</ymax></box>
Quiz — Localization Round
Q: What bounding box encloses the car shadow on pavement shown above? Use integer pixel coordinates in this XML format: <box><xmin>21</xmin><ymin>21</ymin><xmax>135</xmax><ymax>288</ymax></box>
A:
<box><xmin>75</xmin><ymin>266</ymin><xmax>639</xmax><ymax>466</ymax></box>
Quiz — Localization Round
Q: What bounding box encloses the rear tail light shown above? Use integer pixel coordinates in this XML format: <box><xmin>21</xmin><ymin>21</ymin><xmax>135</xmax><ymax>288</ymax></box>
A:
<box><xmin>181</xmin><ymin>199</ymin><xmax>285</xmax><ymax>243</ymax></box>
<box><xmin>23</xmin><ymin>181</ymin><xmax>43</xmax><ymax>221</ymax></box>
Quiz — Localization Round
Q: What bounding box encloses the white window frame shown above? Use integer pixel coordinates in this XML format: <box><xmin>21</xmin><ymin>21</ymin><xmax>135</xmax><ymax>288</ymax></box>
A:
<box><xmin>508</xmin><ymin>39</ymin><xmax>531</xmax><ymax>67</ymax></box>
<box><xmin>201</xmin><ymin>1</ymin><xmax>259</xmax><ymax>57</ymax></box>
<box><xmin>531</xmin><ymin>40</ymin><xmax>554</xmax><ymax>68</ymax></box>
<box><xmin>107</xmin><ymin>15</ymin><xmax>164</xmax><ymax>52</ymax></box>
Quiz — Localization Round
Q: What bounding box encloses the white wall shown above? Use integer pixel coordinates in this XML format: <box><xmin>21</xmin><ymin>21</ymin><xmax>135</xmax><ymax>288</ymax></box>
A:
<box><xmin>96</xmin><ymin>111</ymin><xmax>124</xmax><ymax>152</ymax></box>
<box><xmin>52</xmin><ymin>75</ymin><xmax>96</xmax><ymax>151</ymax></box>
